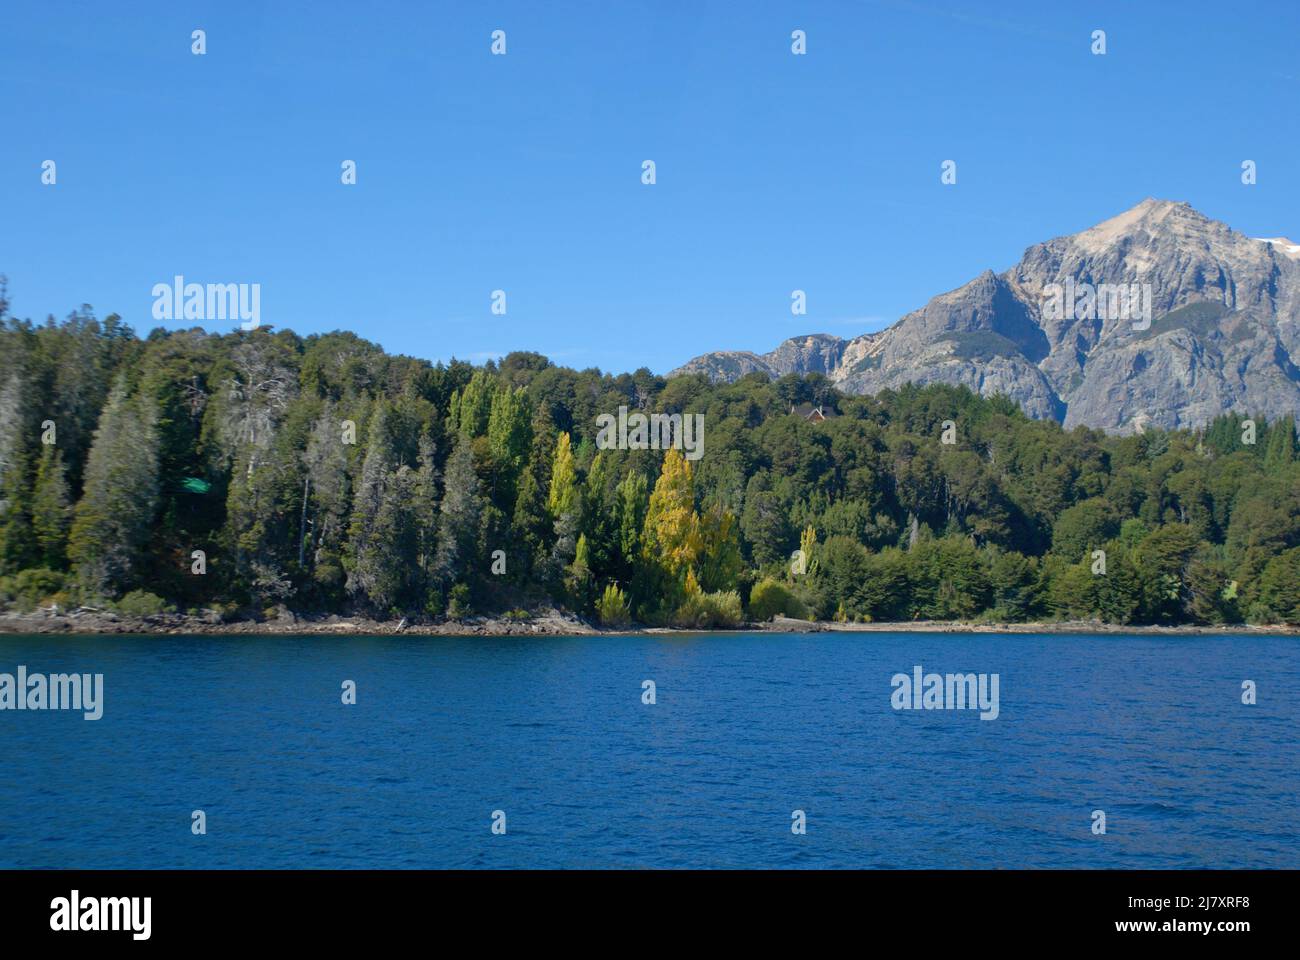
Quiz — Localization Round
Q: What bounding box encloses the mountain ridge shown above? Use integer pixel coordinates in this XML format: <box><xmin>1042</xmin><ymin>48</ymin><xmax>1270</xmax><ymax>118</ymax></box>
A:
<box><xmin>671</xmin><ymin>199</ymin><xmax>1300</xmax><ymax>433</ymax></box>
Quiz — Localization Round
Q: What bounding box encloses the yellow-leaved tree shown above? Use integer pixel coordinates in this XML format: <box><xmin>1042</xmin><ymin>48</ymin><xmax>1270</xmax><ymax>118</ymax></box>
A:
<box><xmin>797</xmin><ymin>524</ymin><xmax>818</xmax><ymax>578</ymax></box>
<box><xmin>641</xmin><ymin>449</ymin><xmax>702</xmax><ymax>578</ymax></box>
<box><xmin>547</xmin><ymin>431</ymin><xmax>579</xmax><ymax>520</ymax></box>
<box><xmin>639</xmin><ymin>449</ymin><xmax>702</xmax><ymax>616</ymax></box>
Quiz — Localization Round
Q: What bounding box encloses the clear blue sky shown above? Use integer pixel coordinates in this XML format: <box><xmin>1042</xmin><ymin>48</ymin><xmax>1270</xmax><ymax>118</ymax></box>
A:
<box><xmin>3</xmin><ymin>1</ymin><xmax>1297</xmax><ymax>374</ymax></box>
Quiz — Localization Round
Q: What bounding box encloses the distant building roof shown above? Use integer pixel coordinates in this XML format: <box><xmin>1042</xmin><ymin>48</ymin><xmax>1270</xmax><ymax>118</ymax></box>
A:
<box><xmin>789</xmin><ymin>402</ymin><xmax>839</xmax><ymax>422</ymax></box>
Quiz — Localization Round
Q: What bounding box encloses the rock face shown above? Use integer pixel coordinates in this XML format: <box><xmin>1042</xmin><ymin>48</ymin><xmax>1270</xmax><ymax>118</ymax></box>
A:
<box><xmin>672</xmin><ymin>200</ymin><xmax>1300</xmax><ymax>433</ymax></box>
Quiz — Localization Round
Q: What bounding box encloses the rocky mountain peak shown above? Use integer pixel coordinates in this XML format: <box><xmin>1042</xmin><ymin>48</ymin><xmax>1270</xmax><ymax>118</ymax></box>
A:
<box><xmin>672</xmin><ymin>200</ymin><xmax>1300</xmax><ymax>433</ymax></box>
<box><xmin>1256</xmin><ymin>236</ymin><xmax>1300</xmax><ymax>260</ymax></box>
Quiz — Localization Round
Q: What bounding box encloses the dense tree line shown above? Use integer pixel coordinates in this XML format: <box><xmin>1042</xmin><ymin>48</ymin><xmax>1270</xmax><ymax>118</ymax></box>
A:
<box><xmin>2</xmin><ymin>301</ymin><xmax>1298</xmax><ymax>627</ymax></box>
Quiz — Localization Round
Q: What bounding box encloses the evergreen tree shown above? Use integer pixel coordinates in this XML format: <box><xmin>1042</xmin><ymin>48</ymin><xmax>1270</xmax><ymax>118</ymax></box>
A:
<box><xmin>698</xmin><ymin>505</ymin><xmax>743</xmax><ymax>593</ymax></box>
<box><xmin>1264</xmin><ymin>415</ymin><xmax>1297</xmax><ymax>470</ymax></box>
<box><xmin>31</xmin><ymin>444</ymin><xmax>71</xmax><ymax>569</ymax></box>
<box><xmin>301</xmin><ymin>405</ymin><xmax>354</xmax><ymax>594</ymax></box>
<box><xmin>1255</xmin><ymin>546</ymin><xmax>1300</xmax><ymax>623</ymax></box>
<box><xmin>614</xmin><ymin>471</ymin><xmax>648</xmax><ymax>572</ymax></box>
<box><xmin>434</xmin><ymin>438</ymin><xmax>483</xmax><ymax>599</ymax></box>
<box><xmin>511</xmin><ymin>459</ymin><xmax>547</xmax><ymax>580</ymax></box>
<box><xmin>0</xmin><ymin>372</ymin><xmax>35</xmax><ymax>573</ymax></box>
<box><xmin>486</xmin><ymin>384</ymin><xmax>531</xmax><ymax>509</ymax></box>
<box><xmin>3</xmin><ymin>304</ymin><xmax>1300</xmax><ymax>627</ymax></box>
<box><xmin>581</xmin><ymin>452</ymin><xmax>618</xmax><ymax>581</ymax></box>
<box><xmin>346</xmin><ymin>401</ymin><xmax>405</xmax><ymax>610</ymax></box>
<box><xmin>215</xmin><ymin>336</ymin><xmax>299</xmax><ymax>602</ymax></box>
<box><xmin>67</xmin><ymin>380</ymin><xmax>161</xmax><ymax>597</ymax></box>
<box><xmin>741</xmin><ymin>476</ymin><xmax>790</xmax><ymax>568</ymax></box>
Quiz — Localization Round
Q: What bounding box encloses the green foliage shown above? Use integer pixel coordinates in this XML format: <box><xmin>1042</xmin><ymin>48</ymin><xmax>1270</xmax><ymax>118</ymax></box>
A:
<box><xmin>0</xmin><ymin>568</ymin><xmax>67</xmax><ymax>611</ymax></box>
<box><xmin>547</xmin><ymin>431</ymin><xmax>580</xmax><ymax>519</ymax></box>
<box><xmin>1136</xmin><ymin>300</ymin><xmax>1231</xmax><ymax>341</ymax></box>
<box><xmin>1051</xmin><ymin>498</ymin><xmax>1118</xmax><ymax>563</ymax></box>
<box><xmin>66</xmin><ymin>378</ymin><xmax>161</xmax><ymax>598</ymax></box>
<box><xmin>112</xmin><ymin>589</ymin><xmax>173</xmax><ymax>617</ymax></box>
<box><xmin>748</xmin><ymin>577</ymin><xmax>807</xmax><ymax>621</ymax></box>
<box><xmin>446</xmin><ymin>582</ymin><xmax>472</xmax><ymax>618</ymax></box>
<box><xmin>641</xmin><ymin>448</ymin><xmax>702</xmax><ymax>581</ymax></box>
<box><xmin>3</xmin><ymin>308</ymin><xmax>1298</xmax><ymax>627</ymax></box>
<box><xmin>1134</xmin><ymin>523</ymin><xmax>1200</xmax><ymax>622</ymax></box>
<box><xmin>986</xmin><ymin>548</ymin><xmax>1039</xmax><ymax>621</ymax></box>
<box><xmin>486</xmin><ymin>384</ymin><xmax>531</xmax><ymax>503</ymax></box>
<box><xmin>31</xmin><ymin>445</ymin><xmax>71</xmax><ymax>568</ymax></box>
<box><xmin>673</xmin><ymin>588</ymin><xmax>743</xmax><ymax>629</ymax></box>
<box><xmin>807</xmin><ymin>535</ymin><xmax>866</xmax><ymax>619</ymax></box>
<box><xmin>596</xmin><ymin>583</ymin><xmax>632</xmax><ymax>627</ymax></box>
<box><xmin>936</xmin><ymin>330</ymin><xmax>1025</xmax><ymax>361</ymax></box>
<box><xmin>434</xmin><ymin>439</ymin><xmax>483</xmax><ymax>590</ymax></box>
<box><xmin>343</xmin><ymin>401</ymin><xmax>438</xmax><ymax>612</ymax></box>
<box><xmin>1254</xmin><ymin>547</ymin><xmax>1300</xmax><ymax>624</ymax></box>
<box><xmin>741</xmin><ymin>484</ymin><xmax>790</xmax><ymax>566</ymax></box>
<box><xmin>906</xmin><ymin>535</ymin><xmax>990</xmax><ymax>620</ymax></box>
<box><xmin>697</xmin><ymin>505</ymin><xmax>743</xmax><ymax>593</ymax></box>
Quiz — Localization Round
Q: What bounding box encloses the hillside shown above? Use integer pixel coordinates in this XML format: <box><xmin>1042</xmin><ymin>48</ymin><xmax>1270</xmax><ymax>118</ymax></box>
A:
<box><xmin>673</xmin><ymin>200</ymin><xmax>1300</xmax><ymax>434</ymax></box>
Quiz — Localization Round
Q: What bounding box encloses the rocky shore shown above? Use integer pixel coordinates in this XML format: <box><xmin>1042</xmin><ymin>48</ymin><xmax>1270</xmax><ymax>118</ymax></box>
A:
<box><xmin>0</xmin><ymin>607</ymin><xmax>1294</xmax><ymax>637</ymax></box>
<box><xmin>0</xmin><ymin>606</ymin><xmax>599</xmax><ymax>637</ymax></box>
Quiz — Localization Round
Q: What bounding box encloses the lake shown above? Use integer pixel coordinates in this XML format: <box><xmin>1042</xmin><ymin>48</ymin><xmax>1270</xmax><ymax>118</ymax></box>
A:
<box><xmin>1</xmin><ymin>631</ymin><xmax>1296</xmax><ymax>868</ymax></box>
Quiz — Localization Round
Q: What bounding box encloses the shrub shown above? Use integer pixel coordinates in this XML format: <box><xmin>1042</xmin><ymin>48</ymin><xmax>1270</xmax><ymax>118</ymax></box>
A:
<box><xmin>1252</xmin><ymin>547</ymin><xmax>1300</xmax><ymax>624</ymax></box>
<box><xmin>596</xmin><ymin>584</ymin><xmax>632</xmax><ymax>627</ymax></box>
<box><xmin>314</xmin><ymin>561</ymin><xmax>344</xmax><ymax>588</ymax></box>
<box><xmin>2</xmin><ymin>569</ymin><xmax>67</xmax><ymax>611</ymax></box>
<box><xmin>673</xmin><ymin>589</ymin><xmax>743</xmax><ymax>628</ymax></box>
<box><xmin>747</xmin><ymin>577</ymin><xmax>807</xmax><ymax>621</ymax></box>
<box><xmin>112</xmin><ymin>590</ymin><xmax>173</xmax><ymax>617</ymax></box>
<box><xmin>447</xmin><ymin>583</ymin><xmax>472</xmax><ymax>618</ymax></box>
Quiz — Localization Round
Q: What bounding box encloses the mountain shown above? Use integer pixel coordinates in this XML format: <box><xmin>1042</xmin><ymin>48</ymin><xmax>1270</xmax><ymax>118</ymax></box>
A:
<box><xmin>672</xmin><ymin>200</ymin><xmax>1300</xmax><ymax>433</ymax></box>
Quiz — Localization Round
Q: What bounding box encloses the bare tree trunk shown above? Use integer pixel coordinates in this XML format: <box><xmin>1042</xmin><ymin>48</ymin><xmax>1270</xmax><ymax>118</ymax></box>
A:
<box><xmin>298</xmin><ymin>475</ymin><xmax>310</xmax><ymax>567</ymax></box>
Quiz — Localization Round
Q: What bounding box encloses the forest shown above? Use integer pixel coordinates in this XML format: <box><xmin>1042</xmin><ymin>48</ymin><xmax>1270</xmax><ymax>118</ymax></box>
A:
<box><xmin>1</xmin><ymin>298</ymin><xmax>1298</xmax><ymax>628</ymax></box>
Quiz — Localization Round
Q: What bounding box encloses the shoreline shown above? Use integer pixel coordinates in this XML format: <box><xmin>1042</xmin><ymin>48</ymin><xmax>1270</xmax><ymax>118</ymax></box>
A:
<box><xmin>1</xmin><ymin>609</ymin><xmax>1295</xmax><ymax>638</ymax></box>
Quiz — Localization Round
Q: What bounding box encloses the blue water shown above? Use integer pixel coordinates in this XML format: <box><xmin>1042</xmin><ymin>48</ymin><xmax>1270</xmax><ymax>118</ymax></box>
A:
<box><xmin>1</xmin><ymin>632</ymin><xmax>1296</xmax><ymax>868</ymax></box>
